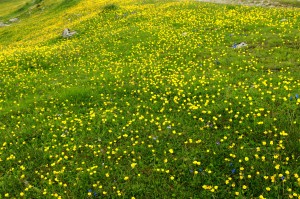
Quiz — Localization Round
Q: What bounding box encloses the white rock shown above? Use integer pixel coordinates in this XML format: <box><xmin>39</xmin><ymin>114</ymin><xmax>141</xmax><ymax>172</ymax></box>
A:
<box><xmin>9</xmin><ymin>18</ymin><xmax>19</xmax><ymax>23</ymax></box>
<box><xmin>236</xmin><ymin>42</ymin><xmax>247</xmax><ymax>48</ymax></box>
<box><xmin>62</xmin><ymin>28</ymin><xmax>77</xmax><ymax>38</ymax></box>
<box><xmin>0</xmin><ymin>22</ymin><xmax>9</xmax><ymax>27</ymax></box>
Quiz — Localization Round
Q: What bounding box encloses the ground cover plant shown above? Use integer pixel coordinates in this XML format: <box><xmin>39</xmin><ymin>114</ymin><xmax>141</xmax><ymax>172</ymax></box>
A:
<box><xmin>0</xmin><ymin>0</ymin><xmax>300</xmax><ymax>198</ymax></box>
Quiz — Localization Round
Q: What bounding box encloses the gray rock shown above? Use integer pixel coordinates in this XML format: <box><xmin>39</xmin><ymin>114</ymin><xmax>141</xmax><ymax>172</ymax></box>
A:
<box><xmin>62</xmin><ymin>28</ymin><xmax>77</xmax><ymax>38</ymax></box>
<box><xmin>9</xmin><ymin>18</ymin><xmax>19</xmax><ymax>23</ymax></box>
<box><xmin>0</xmin><ymin>22</ymin><xmax>9</xmax><ymax>27</ymax></box>
<box><xmin>236</xmin><ymin>42</ymin><xmax>247</xmax><ymax>48</ymax></box>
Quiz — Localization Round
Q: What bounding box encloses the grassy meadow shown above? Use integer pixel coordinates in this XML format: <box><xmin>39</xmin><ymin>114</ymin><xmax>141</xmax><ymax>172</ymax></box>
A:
<box><xmin>0</xmin><ymin>0</ymin><xmax>31</xmax><ymax>18</ymax></box>
<box><xmin>0</xmin><ymin>0</ymin><xmax>300</xmax><ymax>198</ymax></box>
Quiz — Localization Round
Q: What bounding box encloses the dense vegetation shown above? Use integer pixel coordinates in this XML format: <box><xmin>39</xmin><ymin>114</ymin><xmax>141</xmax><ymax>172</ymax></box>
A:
<box><xmin>0</xmin><ymin>0</ymin><xmax>299</xmax><ymax>198</ymax></box>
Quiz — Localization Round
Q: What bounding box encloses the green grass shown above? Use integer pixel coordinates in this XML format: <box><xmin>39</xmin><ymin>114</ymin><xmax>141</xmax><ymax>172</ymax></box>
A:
<box><xmin>0</xmin><ymin>0</ymin><xmax>31</xmax><ymax>19</ymax></box>
<box><xmin>0</xmin><ymin>0</ymin><xmax>300</xmax><ymax>198</ymax></box>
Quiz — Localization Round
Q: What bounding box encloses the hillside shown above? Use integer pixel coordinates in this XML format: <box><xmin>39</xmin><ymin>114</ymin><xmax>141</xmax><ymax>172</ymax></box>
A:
<box><xmin>0</xmin><ymin>0</ymin><xmax>300</xmax><ymax>198</ymax></box>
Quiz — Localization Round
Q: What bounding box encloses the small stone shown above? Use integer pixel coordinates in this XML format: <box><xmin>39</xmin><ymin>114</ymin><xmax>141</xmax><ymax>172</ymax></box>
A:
<box><xmin>0</xmin><ymin>22</ymin><xmax>9</xmax><ymax>27</ymax></box>
<box><xmin>62</xmin><ymin>28</ymin><xmax>77</xmax><ymax>38</ymax></box>
<box><xmin>9</xmin><ymin>18</ymin><xmax>19</xmax><ymax>23</ymax></box>
<box><xmin>280</xmin><ymin>18</ymin><xmax>287</xmax><ymax>22</ymax></box>
<box><xmin>233</xmin><ymin>42</ymin><xmax>247</xmax><ymax>49</ymax></box>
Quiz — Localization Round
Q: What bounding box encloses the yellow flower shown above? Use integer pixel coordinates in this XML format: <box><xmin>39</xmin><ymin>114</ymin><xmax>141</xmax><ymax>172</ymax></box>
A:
<box><xmin>285</xmin><ymin>170</ymin><xmax>290</xmax><ymax>175</ymax></box>
<box><xmin>169</xmin><ymin>149</ymin><xmax>174</xmax><ymax>154</ymax></box>
<box><xmin>131</xmin><ymin>163</ymin><xmax>137</xmax><ymax>169</ymax></box>
<box><xmin>193</xmin><ymin>160</ymin><xmax>201</xmax><ymax>165</ymax></box>
<box><xmin>266</xmin><ymin>187</ymin><xmax>271</xmax><ymax>191</ymax></box>
<box><xmin>275</xmin><ymin>164</ymin><xmax>280</xmax><ymax>170</ymax></box>
<box><xmin>124</xmin><ymin>176</ymin><xmax>129</xmax><ymax>181</ymax></box>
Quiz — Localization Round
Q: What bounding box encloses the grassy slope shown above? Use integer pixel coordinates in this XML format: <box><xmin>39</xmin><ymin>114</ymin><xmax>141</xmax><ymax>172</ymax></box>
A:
<box><xmin>0</xmin><ymin>0</ymin><xmax>38</xmax><ymax>20</ymax></box>
<box><xmin>0</xmin><ymin>0</ymin><xmax>300</xmax><ymax>198</ymax></box>
<box><xmin>0</xmin><ymin>0</ymin><xmax>29</xmax><ymax>18</ymax></box>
